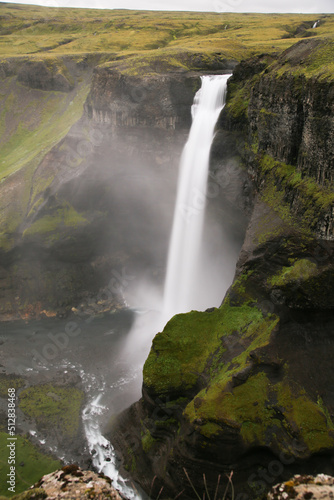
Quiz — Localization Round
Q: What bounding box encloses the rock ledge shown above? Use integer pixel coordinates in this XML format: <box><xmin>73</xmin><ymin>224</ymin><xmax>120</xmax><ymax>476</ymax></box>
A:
<box><xmin>268</xmin><ymin>474</ymin><xmax>334</xmax><ymax>499</ymax></box>
<box><xmin>25</xmin><ymin>465</ymin><xmax>122</xmax><ymax>500</ymax></box>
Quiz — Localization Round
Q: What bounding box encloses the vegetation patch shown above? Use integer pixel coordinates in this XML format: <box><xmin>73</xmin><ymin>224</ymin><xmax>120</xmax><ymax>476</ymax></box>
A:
<box><xmin>185</xmin><ymin>371</ymin><xmax>334</xmax><ymax>454</ymax></box>
<box><xmin>275</xmin><ymin>382</ymin><xmax>334</xmax><ymax>453</ymax></box>
<box><xmin>0</xmin><ymin>375</ymin><xmax>25</xmax><ymax>398</ymax></box>
<box><xmin>270</xmin><ymin>37</ymin><xmax>334</xmax><ymax>79</ymax></box>
<box><xmin>0</xmin><ymin>77</ymin><xmax>90</xmax><ymax>250</ymax></box>
<box><xmin>0</xmin><ymin>80</ymin><xmax>89</xmax><ymax>183</ymax></box>
<box><xmin>19</xmin><ymin>384</ymin><xmax>84</xmax><ymax>440</ymax></box>
<box><xmin>23</xmin><ymin>203</ymin><xmax>88</xmax><ymax>238</ymax></box>
<box><xmin>183</xmin><ymin>308</ymin><xmax>279</xmax><ymax>435</ymax></box>
<box><xmin>0</xmin><ymin>432</ymin><xmax>60</xmax><ymax>497</ymax></box>
<box><xmin>144</xmin><ymin>300</ymin><xmax>278</xmax><ymax>397</ymax></box>
<box><xmin>0</xmin><ymin>7</ymin><xmax>331</xmax><ymax>59</ymax></box>
<box><xmin>268</xmin><ymin>258</ymin><xmax>318</xmax><ymax>287</ymax></box>
<box><xmin>257</xmin><ymin>154</ymin><xmax>334</xmax><ymax>233</ymax></box>
<box><xmin>141</xmin><ymin>429</ymin><xmax>156</xmax><ymax>453</ymax></box>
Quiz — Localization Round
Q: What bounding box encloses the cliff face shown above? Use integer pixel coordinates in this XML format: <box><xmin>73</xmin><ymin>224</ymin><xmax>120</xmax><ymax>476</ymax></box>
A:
<box><xmin>0</xmin><ymin>61</ymin><xmax>201</xmax><ymax>320</ymax></box>
<box><xmin>85</xmin><ymin>67</ymin><xmax>200</xmax><ymax>130</ymax></box>
<box><xmin>226</xmin><ymin>38</ymin><xmax>334</xmax><ymax>240</ymax></box>
<box><xmin>2</xmin><ymin>34</ymin><xmax>334</xmax><ymax>500</ymax></box>
<box><xmin>109</xmin><ymin>39</ymin><xmax>334</xmax><ymax>499</ymax></box>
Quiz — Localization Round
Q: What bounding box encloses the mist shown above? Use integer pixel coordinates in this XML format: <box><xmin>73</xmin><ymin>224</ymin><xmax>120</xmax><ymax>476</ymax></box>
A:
<box><xmin>114</xmin><ymin>76</ymin><xmax>248</xmax><ymax>401</ymax></box>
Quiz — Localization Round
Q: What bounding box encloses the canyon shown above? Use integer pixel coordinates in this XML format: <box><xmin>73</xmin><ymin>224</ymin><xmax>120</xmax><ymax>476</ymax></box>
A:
<box><xmin>0</xmin><ymin>6</ymin><xmax>334</xmax><ymax>500</ymax></box>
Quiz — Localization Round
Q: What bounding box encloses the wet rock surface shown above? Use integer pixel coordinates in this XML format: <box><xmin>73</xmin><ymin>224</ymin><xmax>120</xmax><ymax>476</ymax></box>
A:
<box><xmin>109</xmin><ymin>39</ymin><xmax>334</xmax><ymax>499</ymax></box>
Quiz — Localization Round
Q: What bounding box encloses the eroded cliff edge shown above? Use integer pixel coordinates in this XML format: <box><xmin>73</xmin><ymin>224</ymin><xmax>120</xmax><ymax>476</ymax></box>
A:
<box><xmin>109</xmin><ymin>38</ymin><xmax>334</xmax><ymax>499</ymax></box>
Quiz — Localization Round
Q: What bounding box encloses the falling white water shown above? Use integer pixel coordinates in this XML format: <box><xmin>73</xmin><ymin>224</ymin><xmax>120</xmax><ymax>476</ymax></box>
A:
<box><xmin>163</xmin><ymin>74</ymin><xmax>231</xmax><ymax>321</ymax></box>
<box><xmin>82</xmin><ymin>74</ymin><xmax>232</xmax><ymax>500</ymax></box>
<box><xmin>312</xmin><ymin>20</ymin><xmax>319</xmax><ymax>28</ymax></box>
<box><xmin>82</xmin><ymin>371</ymin><xmax>147</xmax><ymax>500</ymax></box>
<box><xmin>83</xmin><ymin>394</ymin><xmax>142</xmax><ymax>499</ymax></box>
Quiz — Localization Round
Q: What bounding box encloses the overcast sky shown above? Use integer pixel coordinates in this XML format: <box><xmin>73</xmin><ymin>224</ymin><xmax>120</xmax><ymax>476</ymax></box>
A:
<box><xmin>0</xmin><ymin>0</ymin><xmax>333</xmax><ymax>13</ymax></box>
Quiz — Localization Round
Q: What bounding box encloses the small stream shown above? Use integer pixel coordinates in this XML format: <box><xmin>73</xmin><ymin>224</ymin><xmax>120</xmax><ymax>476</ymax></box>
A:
<box><xmin>0</xmin><ymin>310</ymin><xmax>150</xmax><ymax>498</ymax></box>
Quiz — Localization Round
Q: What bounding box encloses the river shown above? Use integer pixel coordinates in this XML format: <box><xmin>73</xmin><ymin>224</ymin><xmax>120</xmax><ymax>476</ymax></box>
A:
<box><xmin>0</xmin><ymin>309</ymin><xmax>152</xmax><ymax>498</ymax></box>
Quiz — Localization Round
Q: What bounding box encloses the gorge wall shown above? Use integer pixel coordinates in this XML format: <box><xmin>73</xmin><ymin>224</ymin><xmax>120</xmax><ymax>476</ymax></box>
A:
<box><xmin>0</xmin><ymin>58</ymin><xmax>208</xmax><ymax>320</ymax></box>
<box><xmin>109</xmin><ymin>38</ymin><xmax>334</xmax><ymax>499</ymax></box>
<box><xmin>1</xmin><ymin>33</ymin><xmax>334</xmax><ymax>500</ymax></box>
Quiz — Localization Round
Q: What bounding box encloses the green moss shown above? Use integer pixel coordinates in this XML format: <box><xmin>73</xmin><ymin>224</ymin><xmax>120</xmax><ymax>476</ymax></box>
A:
<box><xmin>141</xmin><ymin>430</ymin><xmax>156</xmax><ymax>453</ymax></box>
<box><xmin>276</xmin><ymin>383</ymin><xmax>334</xmax><ymax>452</ymax></box>
<box><xmin>28</xmin><ymin>174</ymin><xmax>55</xmax><ymax>214</ymax></box>
<box><xmin>0</xmin><ymin>81</ymin><xmax>89</xmax><ymax>183</ymax></box>
<box><xmin>257</xmin><ymin>154</ymin><xmax>334</xmax><ymax>233</ymax></box>
<box><xmin>0</xmin><ymin>432</ymin><xmax>60</xmax><ymax>497</ymax></box>
<box><xmin>23</xmin><ymin>203</ymin><xmax>87</xmax><ymax>238</ymax></box>
<box><xmin>268</xmin><ymin>258</ymin><xmax>318</xmax><ymax>287</ymax></box>
<box><xmin>125</xmin><ymin>446</ymin><xmax>137</xmax><ymax>473</ymax></box>
<box><xmin>155</xmin><ymin>417</ymin><xmax>177</xmax><ymax>427</ymax></box>
<box><xmin>19</xmin><ymin>384</ymin><xmax>84</xmax><ymax>440</ymax></box>
<box><xmin>230</xmin><ymin>270</ymin><xmax>254</xmax><ymax>302</ymax></box>
<box><xmin>200</xmin><ymin>422</ymin><xmax>222</xmax><ymax>438</ymax></box>
<box><xmin>317</xmin><ymin>396</ymin><xmax>334</xmax><ymax>431</ymax></box>
<box><xmin>144</xmin><ymin>300</ymin><xmax>278</xmax><ymax>397</ymax></box>
<box><xmin>226</xmin><ymin>80</ymin><xmax>252</xmax><ymax>121</ymax></box>
<box><xmin>184</xmin><ymin>310</ymin><xmax>279</xmax><ymax>437</ymax></box>
<box><xmin>185</xmin><ymin>371</ymin><xmax>334</xmax><ymax>453</ymax></box>
<box><xmin>185</xmin><ymin>373</ymin><xmax>274</xmax><ymax>441</ymax></box>
<box><xmin>27</xmin><ymin>197</ymin><xmax>44</xmax><ymax>218</ymax></box>
<box><xmin>0</xmin><ymin>375</ymin><xmax>25</xmax><ymax>398</ymax></box>
<box><xmin>144</xmin><ymin>308</ymin><xmax>224</xmax><ymax>394</ymax></box>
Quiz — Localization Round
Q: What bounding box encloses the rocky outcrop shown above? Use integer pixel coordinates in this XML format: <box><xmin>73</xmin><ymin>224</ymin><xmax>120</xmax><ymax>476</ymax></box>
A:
<box><xmin>109</xmin><ymin>39</ymin><xmax>334</xmax><ymax>499</ymax></box>
<box><xmin>268</xmin><ymin>474</ymin><xmax>334</xmax><ymax>499</ymax></box>
<box><xmin>85</xmin><ymin>67</ymin><xmax>201</xmax><ymax>130</ymax></box>
<box><xmin>222</xmin><ymin>38</ymin><xmax>334</xmax><ymax>240</ymax></box>
<box><xmin>17</xmin><ymin>60</ymin><xmax>74</xmax><ymax>92</ymax></box>
<box><xmin>5</xmin><ymin>465</ymin><xmax>122</xmax><ymax>499</ymax></box>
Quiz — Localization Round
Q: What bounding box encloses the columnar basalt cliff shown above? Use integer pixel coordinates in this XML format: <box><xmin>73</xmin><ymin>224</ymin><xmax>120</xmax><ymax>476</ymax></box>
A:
<box><xmin>109</xmin><ymin>39</ymin><xmax>334</xmax><ymax>499</ymax></box>
<box><xmin>85</xmin><ymin>67</ymin><xmax>200</xmax><ymax>130</ymax></box>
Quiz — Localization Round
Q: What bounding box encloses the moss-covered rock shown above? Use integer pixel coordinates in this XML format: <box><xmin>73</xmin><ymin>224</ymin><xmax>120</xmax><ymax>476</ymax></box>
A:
<box><xmin>110</xmin><ymin>37</ymin><xmax>334</xmax><ymax>499</ymax></box>
<box><xmin>143</xmin><ymin>302</ymin><xmax>278</xmax><ymax>398</ymax></box>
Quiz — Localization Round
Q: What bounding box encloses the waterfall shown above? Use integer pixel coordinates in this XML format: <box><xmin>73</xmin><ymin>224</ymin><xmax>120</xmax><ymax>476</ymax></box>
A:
<box><xmin>83</xmin><ymin>74</ymin><xmax>232</xmax><ymax>500</ymax></box>
<box><xmin>163</xmin><ymin>74</ymin><xmax>231</xmax><ymax>321</ymax></box>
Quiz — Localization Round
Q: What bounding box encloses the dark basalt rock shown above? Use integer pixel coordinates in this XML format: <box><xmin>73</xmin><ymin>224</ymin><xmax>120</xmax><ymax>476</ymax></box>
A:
<box><xmin>17</xmin><ymin>60</ymin><xmax>74</xmax><ymax>92</ymax></box>
<box><xmin>84</xmin><ymin>67</ymin><xmax>201</xmax><ymax>130</ymax></box>
<box><xmin>108</xmin><ymin>40</ymin><xmax>334</xmax><ymax>499</ymax></box>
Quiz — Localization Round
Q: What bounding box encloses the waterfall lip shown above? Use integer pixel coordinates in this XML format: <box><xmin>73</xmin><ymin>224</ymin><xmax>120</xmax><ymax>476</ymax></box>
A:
<box><xmin>162</xmin><ymin>73</ymin><xmax>232</xmax><ymax>323</ymax></box>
